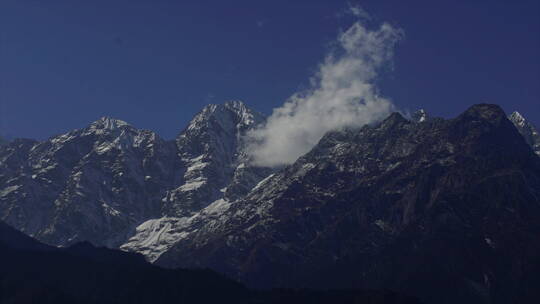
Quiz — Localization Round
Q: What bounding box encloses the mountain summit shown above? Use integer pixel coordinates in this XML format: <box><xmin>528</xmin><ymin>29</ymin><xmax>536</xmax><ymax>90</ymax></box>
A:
<box><xmin>89</xmin><ymin>117</ymin><xmax>131</xmax><ymax>131</ymax></box>
<box><xmin>411</xmin><ymin>109</ymin><xmax>429</xmax><ymax>122</ymax></box>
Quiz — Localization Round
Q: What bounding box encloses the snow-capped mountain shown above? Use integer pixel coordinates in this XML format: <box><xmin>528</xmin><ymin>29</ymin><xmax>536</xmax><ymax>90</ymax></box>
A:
<box><xmin>154</xmin><ymin>104</ymin><xmax>540</xmax><ymax>303</ymax></box>
<box><xmin>120</xmin><ymin>101</ymin><xmax>273</xmax><ymax>260</ymax></box>
<box><xmin>162</xmin><ymin>100</ymin><xmax>270</xmax><ymax>216</ymax></box>
<box><xmin>1</xmin><ymin>102</ymin><xmax>540</xmax><ymax>304</ymax></box>
<box><xmin>0</xmin><ymin>117</ymin><xmax>180</xmax><ymax>247</ymax></box>
<box><xmin>508</xmin><ymin>111</ymin><xmax>540</xmax><ymax>156</ymax></box>
<box><xmin>0</xmin><ymin>101</ymin><xmax>271</xmax><ymax>250</ymax></box>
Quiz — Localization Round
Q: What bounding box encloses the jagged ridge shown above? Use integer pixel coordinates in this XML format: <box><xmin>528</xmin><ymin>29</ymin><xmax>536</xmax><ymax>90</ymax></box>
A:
<box><xmin>0</xmin><ymin>101</ymin><xmax>272</xmax><ymax>252</ymax></box>
<box><xmin>155</xmin><ymin>104</ymin><xmax>540</xmax><ymax>304</ymax></box>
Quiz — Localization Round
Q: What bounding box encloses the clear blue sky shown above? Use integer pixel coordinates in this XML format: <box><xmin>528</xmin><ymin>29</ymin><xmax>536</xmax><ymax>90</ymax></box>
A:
<box><xmin>1</xmin><ymin>0</ymin><xmax>539</xmax><ymax>140</ymax></box>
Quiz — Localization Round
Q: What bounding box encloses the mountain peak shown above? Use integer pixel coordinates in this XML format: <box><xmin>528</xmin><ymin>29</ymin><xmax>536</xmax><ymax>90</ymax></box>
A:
<box><xmin>184</xmin><ymin>101</ymin><xmax>263</xmax><ymax>134</ymax></box>
<box><xmin>456</xmin><ymin>104</ymin><xmax>507</xmax><ymax>126</ymax></box>
<box><xmin>380</xmin><ymin>112</ymin><xmax>408</xmax><ymax>129</ymax></box>
<box><xmin>90</xmin><ymin>117</ymin><xmax>130</xmax><ymax>131</ymax></box>
<box><xmin>198</xmin><ymin>101</ymin><xmax>247</xmax><ymax>114</ymax></box>
<box><xmin>223</xmin><ymin>100</ymin><xmax>247</xmax><ymax>111</ymax></box>
<box><xmin>412</xmin><ymin>109</ymin><xmax>429</xmax><ymax>122</ymax></box>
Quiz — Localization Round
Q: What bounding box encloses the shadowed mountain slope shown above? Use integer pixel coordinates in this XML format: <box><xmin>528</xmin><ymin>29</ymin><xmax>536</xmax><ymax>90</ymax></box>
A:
<box><xmin>156</xmin><ymin>104</ymin><xmax>540</xmax><ymax>304</ymax></box>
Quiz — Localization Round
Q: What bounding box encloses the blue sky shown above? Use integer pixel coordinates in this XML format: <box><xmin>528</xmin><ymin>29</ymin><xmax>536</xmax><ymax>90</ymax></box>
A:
<box><xmin>1</xmin><ymin>0</ymin><xmax>539</xmax><ymax>140</ymax></box>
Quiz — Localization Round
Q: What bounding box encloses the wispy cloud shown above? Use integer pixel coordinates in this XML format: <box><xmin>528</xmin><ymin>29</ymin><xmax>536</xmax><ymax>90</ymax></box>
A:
<box><xmin>246</xmin><ymin>13</ymin><xmax>403</xmax><ymax>167</ymax></box>
<box><xmin>347</xmin><ymin>2</ymin><xmax>371</xmax><ymax>20</ymax></box>
<box><xmin>335</xmin><ymin>2</ymin><xmax>372</xmax><ymax>20</ymax></box>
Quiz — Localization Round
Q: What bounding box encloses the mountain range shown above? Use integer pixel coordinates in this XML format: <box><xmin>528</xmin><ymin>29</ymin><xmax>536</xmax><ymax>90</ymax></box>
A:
<box><xmin>1</xmin><ymin>102</ymin><xmax>539</xmax><ymax>303</ymax></box>
<box><xmin>0</xmin><ymin>101</ymin><xmax>270</xmax><ymax>251</ymax></box>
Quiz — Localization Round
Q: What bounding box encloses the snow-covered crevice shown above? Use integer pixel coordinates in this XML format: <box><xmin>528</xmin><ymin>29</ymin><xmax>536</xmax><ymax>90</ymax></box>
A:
<box><xmin>120</xmin><ymin>217</ymin><xmax>192</xmax><ymax>262</ymax></box>
<box><xmin>121</xmin><ymin>197</ymin><xmax>233</xmax><ymax>261</ymax></box>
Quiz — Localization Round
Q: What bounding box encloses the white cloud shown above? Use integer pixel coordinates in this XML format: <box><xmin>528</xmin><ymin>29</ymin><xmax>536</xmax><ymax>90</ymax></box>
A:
<box><xmin>347</xmin><ymin>3</ymin><xmax>371</xmax><ymax>20</ymax></box>
<box><xmin>246</xmin><ymin>19</ymin><xmax>403</xmax><ymax>167</ymax></box>
<box><xmin>335</xmin><ymin>3</ymin><xmax>371</xmax><ymax>20</ymax></box>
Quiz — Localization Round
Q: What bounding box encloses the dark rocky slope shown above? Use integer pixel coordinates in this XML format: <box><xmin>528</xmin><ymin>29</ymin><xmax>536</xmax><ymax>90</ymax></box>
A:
<box><xmin>157</xmin><ymin>104</ymin><xmax>540</xmax><ymax>304</ymax></box>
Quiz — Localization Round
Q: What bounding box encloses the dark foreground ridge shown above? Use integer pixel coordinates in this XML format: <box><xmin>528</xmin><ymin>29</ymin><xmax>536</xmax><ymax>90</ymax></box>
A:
<box><xmin>0</xmin><ymin>221</ymin><xmax>421</xmax><ymax>304</ymax></box>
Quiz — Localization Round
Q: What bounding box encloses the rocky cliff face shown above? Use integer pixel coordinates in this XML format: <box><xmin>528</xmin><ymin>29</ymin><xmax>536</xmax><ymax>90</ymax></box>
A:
<box><xmin>162</xmin><ymin>101</ymin><xmax>269</xmax><ymax>216</ymax></box>
<box><xmin>155</xmin><ymin>104</ymin><xmax>540</xmax><ymax>304</ymax></box>
<box><xmin>120</xmin><ymin>101</ymin><xmax>273</xmax><ymax>260</ymax></box>
<box><xmin>0</xmin><ymin>117</ymin><xmax>181</xmax><ymax>247</ymax></box>
<box><xmin>508</xmin><ymin>111</ymin><xmax>540</xmax><ymax>156</ymax></box>
<box><xmin>0</xmin><ymin>101</ymin><xmax>270</xmax><ymax>250</ymax></box>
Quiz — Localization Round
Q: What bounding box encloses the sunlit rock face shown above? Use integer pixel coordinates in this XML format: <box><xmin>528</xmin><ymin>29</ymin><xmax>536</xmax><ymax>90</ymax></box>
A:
<box><xmin>162</xmin><ymin>101</ymin><xmax>269</xmax><ymax>216</ymax></box>
<box><xmin>509</xmin><ymin>111</ymin><xmax>540</xmax><ymax>156</ymax></box>
<box><xmin>0</xmin><ymin>116</ymin><xmax>181</xmax><ymax>247</ymax></box>
<box><xmin>122</xmin><ymin>101</ymin><xmax>272</xmax><ymax>260</ymax></box>
<box><xmin>0</xmin><ymin>101</ymin><xmax>272</xmax><ymax>250</ymax></box>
